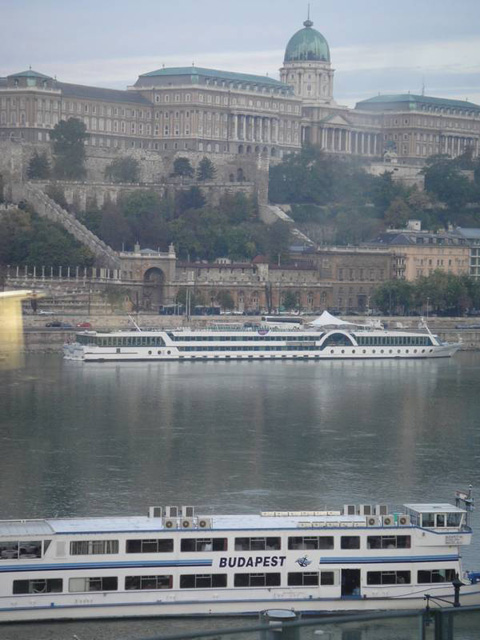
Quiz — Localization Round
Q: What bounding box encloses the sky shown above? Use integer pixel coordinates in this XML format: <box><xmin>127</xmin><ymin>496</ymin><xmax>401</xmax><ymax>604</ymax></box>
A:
<box><xmin>1</xmin><ymin>0</ymin><xmax>480</xmax><ymax>107</ymax></box>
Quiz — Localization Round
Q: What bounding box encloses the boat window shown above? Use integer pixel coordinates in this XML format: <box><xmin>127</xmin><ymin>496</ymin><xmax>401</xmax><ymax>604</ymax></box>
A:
<box><xmin>340</xmin><ymin>536</ymin><xmax>360</xmax><ymax>549</ymax></box>
<box><xmin>417</xmin><ymin>569</ymin><xmax>456</xmax><ymax>584</ymax></box>
<box><xmin>180</xmin><ymin>574</ymin><xmax>227</xmax><ymax>589</ymax></box>
<box><xmin>288</xmin><ymin>572</ymin><xmax>319</xmax><ymax>586</ymax></box>
<box><xmin>421</xmin><ymin>513</ymin><xmax>435</xmax><ymax>527</ymax></box>
<box><xmin>0</xmin><ymin>540</ymin><xmax>42</xmax><ymax>560</ymax></box>
<box><xmin>70</xmin><ymin>540</ymin><xmax>119</xmax><ymax>555</ymax></box>
<box><xmin>69</xmin><ymin>576</ymin><xmax>118</xmax><ymax>592</ymax></box>
<box><xmin>288</xmin><ymin>536</ymin><xmax>334</xmax><ymax>550</ymax></box>
<box><xmin>447</xmin><ymin>513</ymin><xmax>462</xmax><ymax>527</ymax></box>
<box><xmin>320</xmin><ymin>571</ymin><xmax>335</xmax><ymax>585</ymax></box>
<box><xmin>367</xmin><ymin>571</ymin><xmax>410</xmax><ymax>585</ymax></box>
<box><xmin>234</xmin><ymin>573</ymin><xmax>281</xmax><ymax>587</ymax></box>
<box><xmin>321</xmin><ymin>333</ymin><xmax>354</xmax><ymax>348</ymax></box>
<box><xmin>13</xmin><ymin>578</ymin><xmax>63</xmax><ymax>594</ymax></box>
<box><xmin>126</xmin><ymin>539</ymin><xmax>173</xmax><ymax>553</ymax></box>
<box><xmin>367</xmin><ymin>536</ymin><xmax>411</xmax><ymax>549</ymax></box>
<box><xmin>234</xmin><ymin>537</ymin><xmax>281</xmax><ymax>551</ymax></box>
<box><xmin>125</xmin><ymin>575</ymin><xmax>172</xmax><ymax>590</ymax></box>
<box><xmin>436</xmin><ymin>514</ymin><xmax>446</xmax><ymax>527</ymax></box>
<box><xmin>181</xmin><ymin>538</ymin><xmax>227</xmax><ymax>552</ymax></box>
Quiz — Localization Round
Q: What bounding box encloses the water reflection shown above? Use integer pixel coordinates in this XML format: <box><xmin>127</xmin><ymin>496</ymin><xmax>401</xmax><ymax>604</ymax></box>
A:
<box><xmin>0</xmin><ymin>353</ymin><xmax>479</xmax><ymax>638</ymax></box>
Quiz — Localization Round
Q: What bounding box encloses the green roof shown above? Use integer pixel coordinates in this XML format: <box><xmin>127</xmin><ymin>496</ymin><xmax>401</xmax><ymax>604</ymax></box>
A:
<box><xmin>8</xmin><ymin>69</ymin><xmax>52</xmax><ymax>79</ymax></box>
<box><xmin>356</xmin><ymin>93</ymin><xmax>480</xmax><ymax>112</ymax></box>
<box><xmin>139</xmin><ymin>66</ymin><xmax>288</xmax><ymax>88</ymax></box>
<box><xmin>284</xmin><ymin>20</ymin><xmax>330</xmax><ymax>63</ymax></box>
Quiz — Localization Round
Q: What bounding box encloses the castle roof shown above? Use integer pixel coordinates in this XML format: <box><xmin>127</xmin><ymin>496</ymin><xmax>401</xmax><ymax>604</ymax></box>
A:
<box><xmin>356</xmin><ymin>94</ymin><xmax>480</xmax><ymax>113</ymax></box>
<box><xmin>57</xmin><ymin>82</ymin><xmax>151</xmax><ymax>105</ymax></box>
<box><xmin>284</xmin><ymin>19</ymin><xmax>330</xmax><ymax>63</ymax></box>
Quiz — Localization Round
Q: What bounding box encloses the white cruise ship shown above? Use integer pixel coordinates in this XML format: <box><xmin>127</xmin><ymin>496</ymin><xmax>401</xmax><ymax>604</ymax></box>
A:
<box><xmin>63</xmin><ymin>313</ymin><xmax>459</xmax><ymax>363</ymax></box>
<box><xmin>0</xmin><ymin>489</ymin><xmax>478</xmax><ymax>622</ymax></box>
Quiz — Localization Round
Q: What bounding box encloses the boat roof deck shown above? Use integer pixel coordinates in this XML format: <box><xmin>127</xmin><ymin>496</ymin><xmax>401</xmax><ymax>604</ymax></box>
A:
<box><xmin>404</xmin><ymin>503</ymin><xmax>465</xmax><ymax>513</ymax></box>
<box><xmin>0</xmin><ymin>513</ymin><xmax>367</xmax><ymax>536</ymax></box>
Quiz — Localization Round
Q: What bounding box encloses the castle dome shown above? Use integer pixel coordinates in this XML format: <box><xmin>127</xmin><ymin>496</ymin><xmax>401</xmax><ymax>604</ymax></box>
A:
<box><xmin>284</xmin><ymin>19</ymin><xmax>330</xmax><ymax>63</ymax></box>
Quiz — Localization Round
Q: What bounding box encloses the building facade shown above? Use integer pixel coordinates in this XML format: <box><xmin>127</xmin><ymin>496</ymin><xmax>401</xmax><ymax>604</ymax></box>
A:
<box><xmin>366</xmin><ymin>229</ymin><xmax>471</xmax><ymax>281</ymax></box>
<box><xmin>1</xmin><ymin>17</ymin><xmax>479</xmax><ymax>165</ymax></box>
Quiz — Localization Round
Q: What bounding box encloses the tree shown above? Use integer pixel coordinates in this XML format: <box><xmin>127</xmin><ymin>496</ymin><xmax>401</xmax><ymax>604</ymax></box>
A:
<box><xmin>196</xmin><ymin>156</ymin><xmax>216</xmax><ymax>181</ymax></box>
<box><xmin>27</xmin><ymin>151</ymin><xmax>51</xmax><ymax>179</ymax></box>
<box><xmin>384</xmin><ymin>197</ymin><xmax>412</xmax><ymax>228</ymax></box>
<box><xmin>45</xmin><ymin>184</ymin><xmax>69</xmax><ymax>210</ymax></box>
<box><xmin>177</xmin><ymin>186</ymin><xmax>206</xmax><ymax>213</ymax></box>
<box><xmin>282</xmin><ymin>291</ymin><xmax>298</xmax><ymax>311</ymax></box>
<box><xmin>50</xmin><ymin>118</ymin><xmax>87</xmax><ymax>180</ymax></box>
<box><xmin>372</xmin><ymin>280</ymin><xmax>414</xmax><ymax>315</ymax></box>
<box><xmin>216</xmin><ymin>290</ymin><xmax>235</xmax><ymax>311</ymax></box>
<box><xmin>172</xmin><ymin>157</ymin><xmax>194</xmax><ymax>178</ymax></box>
<box><xmin>422</xmin><ymin>156</ymin><xmax>473</xmax><ymax>212</ymax></box>
<box><xmin>104</xmin><ymin>156</ymin><xmax>140</xmax><ymax>183</ymax></box>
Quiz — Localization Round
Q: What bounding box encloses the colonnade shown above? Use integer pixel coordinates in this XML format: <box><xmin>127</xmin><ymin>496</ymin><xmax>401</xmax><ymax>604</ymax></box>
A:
<box><xmin>441</xmin><ymin>135</ymin><xmax>478</xmax><ymax>157</ymax></box>
<box><xmin>230</xmin><ymin>114</ymin><xmax>281</xmax><ymax>144</ymax></box>
<box><xmin>320</xmin><ymin>127</ymin><xmax>381</xmax><ymax>155</ymax></box>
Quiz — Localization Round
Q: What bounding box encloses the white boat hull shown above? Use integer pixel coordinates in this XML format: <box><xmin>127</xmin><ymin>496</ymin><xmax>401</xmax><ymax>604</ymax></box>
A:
<box><xmin>2</xmin><ymin>583</ymin><xmax>480</xmax><ymax>622</ymax></box>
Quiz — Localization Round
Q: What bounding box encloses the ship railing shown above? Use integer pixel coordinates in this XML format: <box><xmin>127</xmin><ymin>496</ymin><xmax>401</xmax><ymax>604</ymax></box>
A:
<box><xmin>137</xmin><ymin>604</ymin><xmax>480</xmax><ymax>640</ymax></box>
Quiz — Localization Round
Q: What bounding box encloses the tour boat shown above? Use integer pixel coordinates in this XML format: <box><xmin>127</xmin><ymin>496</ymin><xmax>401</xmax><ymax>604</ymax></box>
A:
<box><xmin>0</xmin><ymin>489</ymin><xmax>478</xmax><ymax>621</ymax></box>
<box><xmin>63</xmin><ymin>313</ymin><xmax>460</xmax><ymax>362</ymax></box>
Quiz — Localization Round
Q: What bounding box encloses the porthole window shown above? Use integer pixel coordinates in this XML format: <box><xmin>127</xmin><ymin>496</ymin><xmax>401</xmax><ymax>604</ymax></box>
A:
<box><xmin>341</xmin><ymin>350</ymin><xmax>345</xmax><ymax>354</ymax></box>
<box><xmin>414</xmin><ymin>349</ymin><xmax>417</xmax><ymax>354</ymax></box>
<box><xmin>352</xmin><ymin>350</ymin><xmax>355</xmax><ymax>354</ymax></box>
<box><xmin>330</xmin><ymin>349</ymin><xmax>334</xmax><ymax>354</ymax></box>
<box><xmin>380</xmin><ymin>350</ymin><xmax>384</xmax><ymax>354</ymax></box>
<box><xmin>372</xmin><ymin>350</ymin><xmax>376</xmax><ymax>354</ymax></box>
<box><xmin>158</xmin><ymin>351</ymin><xmax>161</xmax><ymax>355</ymax></box>
<box><xmin>363</xmin><ymin>349</ymin><xmax>366</xmax><ymax>354</ymax></box>
<box><xmin>167</xmin><ymin>350</ymin><xmax>171</xmax><ymax>355</ymax></box>
<box><xmin>406</xmin><ymin>350</ymin><xmax>409</xmax><ymax>354</ymax></box>
<box><xmin>148</xmin><ymin>351</ymin><xmax>152</xmax><ymax>355</ymax></box>
<box><xmin>422</xmin><ymin>349</ymin><xmax>425</xmax><ymax>353</ymax></box>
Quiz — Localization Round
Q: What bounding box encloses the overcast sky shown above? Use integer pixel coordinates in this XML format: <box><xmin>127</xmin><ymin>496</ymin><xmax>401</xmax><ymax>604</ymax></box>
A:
<box><xmin>1</xmin><ymin>0</ymin><xmax>480</xmax><ymax>106</ymax></box>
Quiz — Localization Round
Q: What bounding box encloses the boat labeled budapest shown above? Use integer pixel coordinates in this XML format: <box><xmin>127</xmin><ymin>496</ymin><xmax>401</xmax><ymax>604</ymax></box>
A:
<box><xmin>0</xmin><ymin>489</ymin><xmax>478</xmax><ymax>621</ymax></box>
<box><xmin>63</xmin><ymin>312</ymin><xmax>460</xmax><ymax>363</ymax></box>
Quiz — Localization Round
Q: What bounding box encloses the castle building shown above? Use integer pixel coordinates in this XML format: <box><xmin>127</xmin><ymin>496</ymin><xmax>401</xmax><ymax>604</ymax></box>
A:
<box><xmin>1</xmin><ymin>16</ymin><xmax>479</xmax><ymax>164</ymax></box>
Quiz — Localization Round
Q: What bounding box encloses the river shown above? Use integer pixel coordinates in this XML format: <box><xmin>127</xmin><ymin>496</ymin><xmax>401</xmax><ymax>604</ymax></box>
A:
<box><xmin>0</xmin><ymin>352</ymin><xmax>479</xmax><ymax>639</ymax></box>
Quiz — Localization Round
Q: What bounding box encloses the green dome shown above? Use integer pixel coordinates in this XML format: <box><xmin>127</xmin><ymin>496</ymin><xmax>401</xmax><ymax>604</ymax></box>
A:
<box><xmin>284</xmin><ymin>20</ymin><xmax>330</xmax><ymax>63</ymax></box>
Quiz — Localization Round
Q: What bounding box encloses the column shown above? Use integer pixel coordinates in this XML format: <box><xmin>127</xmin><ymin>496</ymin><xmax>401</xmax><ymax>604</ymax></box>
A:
<box><xmin>259</xmin><ymin>117</ymin><xmax>263</xmax><ymax>143</ymax></box>
<box><xmin>266</xmin><ymin>118</ymin><xmax>271</xmax><ymax>143</ymax></box>
<box><xmin>231</xmin><ymin>114</ymin><xmax>236</xmax><ymax>140</ymax></box>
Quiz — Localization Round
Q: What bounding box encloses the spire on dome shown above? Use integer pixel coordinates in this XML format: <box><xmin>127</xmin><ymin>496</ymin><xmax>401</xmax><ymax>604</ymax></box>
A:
<box><xmin>304</xmin><ymin>3</ymin><xmax>313</xmax><ymax>27</ymax></box>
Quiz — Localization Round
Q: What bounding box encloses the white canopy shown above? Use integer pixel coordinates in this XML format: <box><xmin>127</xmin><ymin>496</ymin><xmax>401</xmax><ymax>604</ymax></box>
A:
<box><xmin>309</xmin><ymin>311</ymin><xmax>357</xmax><ymax>327</ymax></box>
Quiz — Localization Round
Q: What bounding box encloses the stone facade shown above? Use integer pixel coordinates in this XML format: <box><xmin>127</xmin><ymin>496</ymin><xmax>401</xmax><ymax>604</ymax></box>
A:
<box><xmin>2</xmin><ymin>19</ymin><xmax>479</xmax><ymax>168</ymax></box>
<box><xmin>366</xmin><ymin>229</ymin><xmax>471</xmax><ymax>281</ymax></box>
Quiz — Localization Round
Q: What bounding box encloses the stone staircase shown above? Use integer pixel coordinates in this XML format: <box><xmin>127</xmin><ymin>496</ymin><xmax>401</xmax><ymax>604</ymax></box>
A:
<box><xmin>259</xmin><ymin>203</ymin><xmax>316</xmax><ymax>247</ymax></box>
<box><xmin>23</xmin><ymin>183</ymin><xmax>120</xmax><ymax>268</ymax></box>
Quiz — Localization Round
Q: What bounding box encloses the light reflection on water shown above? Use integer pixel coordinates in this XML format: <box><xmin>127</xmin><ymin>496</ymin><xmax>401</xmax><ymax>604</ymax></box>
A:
<box><xmin>0</xmin><ymin>353</ymin><xmax>479</xmax><ymax>639</ymax></box>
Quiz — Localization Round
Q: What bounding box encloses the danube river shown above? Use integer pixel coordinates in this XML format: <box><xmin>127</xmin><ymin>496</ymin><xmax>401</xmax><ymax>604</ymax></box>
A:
<box><xmin>0</xmin><ymin>352</ymin><xmax>479</xmax><ymax>639</ymax></box>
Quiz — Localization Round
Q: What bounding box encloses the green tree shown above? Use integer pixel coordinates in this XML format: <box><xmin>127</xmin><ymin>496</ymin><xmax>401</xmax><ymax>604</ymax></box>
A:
<box><xmin>50</xmin><ymin>118</ymin><xmax>87</xmax><ymax>180</ymax></box>
<box><xmin>384</xmin><ymin>197</ymin><xmax>412</xmax><ymax>228</ymax></box>
<box><xmin>196</xmin><ymin>157</ymin><xmax>216</xmax><ymax>181</ymax></box>
<box><xmin>372</xmin><ymin>280</ymin><xmax>414</xmax><ymax>315</ymax></box>
<box><xmin>177</xmin><ymin>186</ymin><xmax>206</xmax><ymax>213</ymax></box>
<box><xmin>27</xmin><ymin>151</ymin><xmax>51</xmax><ymax>179</ymax></box>
<box><xmin>422</xmin><ymin>156</ymin><xmax>474</xmax><ymax>212</ymax></box>
<box><xmin>172</xmin><ymin>157</ymin><xmax>194</xmax><ymax>178</ymax></box>
<box><xmin>104</xmin><ymin>156</ymin><xmax>140</xmax><ymax>183</ymax></box>
<box><xmin>282</xmin><ymin>291</ymin><xmax>298</xmax><ymax>311</ymax></box>
<box><xmin>216</xmin><ymin>290</ymin><xmax>235</xmax><ymax>311</ymax></box>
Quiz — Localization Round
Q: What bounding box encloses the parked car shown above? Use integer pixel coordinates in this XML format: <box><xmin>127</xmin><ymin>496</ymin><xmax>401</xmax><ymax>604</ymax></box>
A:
<box><xmin>76</xmin><ymin>322</ymin><xmax>92</xmax><ymax>329</ymax></box>
<box><xmin>45</xmin><ymin>322</ymin><xmax>73</xmax><ymax>329</ymax></box>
